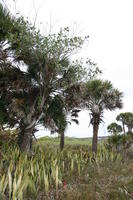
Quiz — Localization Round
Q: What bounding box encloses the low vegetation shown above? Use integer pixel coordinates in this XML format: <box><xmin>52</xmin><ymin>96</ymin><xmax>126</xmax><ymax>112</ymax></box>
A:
<box><xmin>37</xmin><ymin>136</ymin><xmax>92</xmax><ymax>147</ymax></box>
<box><xmin>0</xmin><ymin>133</ymin><xmax>133</xmax><ymax>200</ymax></box>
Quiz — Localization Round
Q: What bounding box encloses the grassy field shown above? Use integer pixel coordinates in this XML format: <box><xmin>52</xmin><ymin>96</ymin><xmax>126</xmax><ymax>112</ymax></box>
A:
<box><xmin>36</xmin><ymin>136</ymin><xmax>107</xmax><ymax>147</ymax></box>
<box><xmin>37</xmin><ymin>136</ymin><xmax>92</xmax><ymax>146</ymax></box>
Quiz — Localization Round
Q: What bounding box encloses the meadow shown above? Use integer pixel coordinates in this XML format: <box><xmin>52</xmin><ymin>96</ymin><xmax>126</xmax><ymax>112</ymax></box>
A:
<box><xmin>37</xmin><ymin>136</ymin><xmax>92</xmax><ymax>147</ymax></box>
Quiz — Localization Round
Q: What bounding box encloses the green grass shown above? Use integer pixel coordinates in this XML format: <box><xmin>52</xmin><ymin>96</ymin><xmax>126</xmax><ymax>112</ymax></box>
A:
<box><xmin>37</xmin><ymin>135</ymin><xmax>108</xmax><ymax>145</ymax></box>
<box><xmin>37</xmin><ymin>136</ymin><xmax>92</xmax><ymax>146</ymax></box>
<box><xmin>36</xmin><ymin>136</ymin><xmax>105</xmax><ymax>152</ymax></box>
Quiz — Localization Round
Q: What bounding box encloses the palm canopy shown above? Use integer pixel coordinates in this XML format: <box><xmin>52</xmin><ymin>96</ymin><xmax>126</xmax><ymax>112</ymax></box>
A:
<box><xmin>107</xmin><ymin>122</ymin><xmax>122</xmax><ymax>134</ymax></box>
<box><xmin>42</xmin><ymin>95</ymin><xmax>67</xmax><ymax>133</ymax></box>
<box><xmin>116</xmin><ymin>113</ymin><xmax>126</xmax><ymax>122</ymax></box>
<box><xmin>85</xmin><ymin>79</ymin><xmax>123</xmax><ymax>114</ymax></box>
<box><xmin>42</xmin><ymin>94</ymin><xmax>80</xmax><ymax>134</ymax></box>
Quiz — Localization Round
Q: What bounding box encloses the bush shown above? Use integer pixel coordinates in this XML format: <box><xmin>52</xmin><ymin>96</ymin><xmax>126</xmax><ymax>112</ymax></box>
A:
<box><xmin>106</xmin><ymin>134</ymin><xmax>127</xmax><ymax>151</ymax></box>
<box><xmin>106</xmin><ymin>133</ymin><xmax>133</xmax><ymax>151</ymax></box>
<box><xmin>0</xmin><ymin>129</ymin><xmax>18</xmax><ymax>153</ymax></box>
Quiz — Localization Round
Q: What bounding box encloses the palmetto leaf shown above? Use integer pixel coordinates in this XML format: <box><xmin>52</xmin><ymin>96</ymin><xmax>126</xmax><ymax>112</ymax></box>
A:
<box><xmin>71</xmin><ymin>118</ymin><xmax>79</xmax><ymax>125</ymax></box>
<box><xmin>85</xmin><ymin>79</ymin><xmax>123</xmax><ymax>119</ymax></box>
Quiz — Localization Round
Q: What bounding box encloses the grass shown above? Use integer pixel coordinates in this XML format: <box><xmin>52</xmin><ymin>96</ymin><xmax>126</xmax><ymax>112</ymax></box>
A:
<box><xmin>37</xmin><ymin>136</ymin><xmax>92</xmax><ymax>146</ymax></box>
<box><xmin>53</xmin><ymin>161</ymin><xmax>133</xmax><ymax>200</ymax></box>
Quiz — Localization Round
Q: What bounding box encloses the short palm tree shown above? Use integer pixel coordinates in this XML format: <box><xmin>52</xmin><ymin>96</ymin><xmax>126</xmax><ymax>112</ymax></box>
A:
<box><xmin>125</xmin><ymin>112</ymin><xmax>133</xmax><ymax>133</ymax></box>
<box><xmin>107</xmin><ymin>122</ymin><xmax>122</xmax><ymax>134</ymax></box>
<box><xmin>84</xmin><ymin>79</ymin><xmax>123</xmax><ymax>153</ymax></box>
<box><xmin>117</xmin><ymin>112</ymin><xmax>133</xmax><ymax>134</ymax></box>
<box><xmin>43</xmin><ymin>95</ymin><xmax>67</xmax><ymax>151</ymax></box>
<box><xmin>42</xmin><ymin>95</ymin><xmax>80</xmax><ymax>151</ymax></box>
<box><xmin>116</xmin><ymin>113</ymin><xmax>127</xmax><ymax>134</ymax></box>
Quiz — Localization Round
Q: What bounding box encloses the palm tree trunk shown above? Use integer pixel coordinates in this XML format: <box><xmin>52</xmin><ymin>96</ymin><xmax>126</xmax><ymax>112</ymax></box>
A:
<box><xmin>60</xmin><ymin>131</ymin><xmax>64</xmax><ymax>151</ymax></box>
<box><xmin>127</xmin><ymin>126</ymin><xmax>132</xmax><ymax>133</ymax></box>
<box><xmin>18</xmin><ymin>126</ymin><xmax>33</xmax><ymax>152</ymax></box>
<box><xmin>17</xmin><ymin>94</ymin><xmax>46</xmax><ymax>153</ymax></box>
<box><xmin>92</xmin><ymin>121</ymin><xmax>99</xmax><ymax>153</ymax></box>
<box><xmin>122</xmin><ymin>122</ymin><xmax>126</xmax><ymax>135</ymax></box>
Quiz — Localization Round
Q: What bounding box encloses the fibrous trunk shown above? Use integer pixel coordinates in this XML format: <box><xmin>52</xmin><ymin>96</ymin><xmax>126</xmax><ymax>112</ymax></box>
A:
<box><xmin>122</xmin><ymin>122</ymin><xmax>126</xmax><ymax>135</ymax></box>
<box><xmin>60</xmin><ymin>131</ymin><xmax>64</xmax><ymax>151</ymax></box>
<box><xmin>127</xmin><ymin>126</ymin><xmax>132</xmax><ymax>134</ymax></box>
<box><xmin>92</xmin><ymin>120</ymin><xmax>99</xmax><ymax>153</ymax></box>
<box><xmin>17</xmin><ymin>94</ymin><xmax>46</xmax><ymax>152</ymax></box>
<box><xmin>18</xmin><ymin>126</ymin><xmax>33</xmax><ymax>152</ymax></box>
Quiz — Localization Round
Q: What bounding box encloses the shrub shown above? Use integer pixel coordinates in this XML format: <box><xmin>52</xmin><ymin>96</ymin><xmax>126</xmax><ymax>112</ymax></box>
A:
<box><xmin>0</xmin><ymin>129</ymin><xmax>18</xmax><ymax>153</ymax></box>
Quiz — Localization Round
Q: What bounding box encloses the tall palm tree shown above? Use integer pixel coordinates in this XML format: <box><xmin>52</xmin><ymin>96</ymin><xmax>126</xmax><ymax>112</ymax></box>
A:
<box><xmin>84</xmin><ymin>79</ymin><xmax>123</xmax><ymax>153</ymax></box>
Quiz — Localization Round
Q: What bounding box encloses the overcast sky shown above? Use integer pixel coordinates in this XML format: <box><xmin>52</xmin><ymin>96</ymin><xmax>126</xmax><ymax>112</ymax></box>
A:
<box><xmin>3</xmin><ymin>0</ymin><xmax>133</xmax><ymax>137</ymax></box>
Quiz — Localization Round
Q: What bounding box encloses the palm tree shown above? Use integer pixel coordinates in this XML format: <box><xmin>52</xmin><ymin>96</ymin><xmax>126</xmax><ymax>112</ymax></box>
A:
<box><xmin>117</xmin><ymin>112</ymin><xmax>133</xmax><ymax>134</ymax></box>
<box><xmin>42</xmin><ymin>95</ymin><xmax>67</xmax><ymax>151</ymax></box>
<box><xmin>84</xmin><ymin>79</ymin><xmax>123</xmax><ymax>153</ymax></box>
<box><xmin>116</xmin><ymin>113</ymin><xmax>126</xmax><ymax>134</ymax></box>
<box><xmin>42</xmin><ymin>95</ymin><xmax>80</xmax><ymax>151</ymax></box>
<box><xmin>107</xmin><ymin>122</ymin><xmax>122</xmax><ymax>134</ymax></box>
<box><xmin>124</xmin><ymin>112</ymin><xmax>133</xmax><ymax>133</ymax></box>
